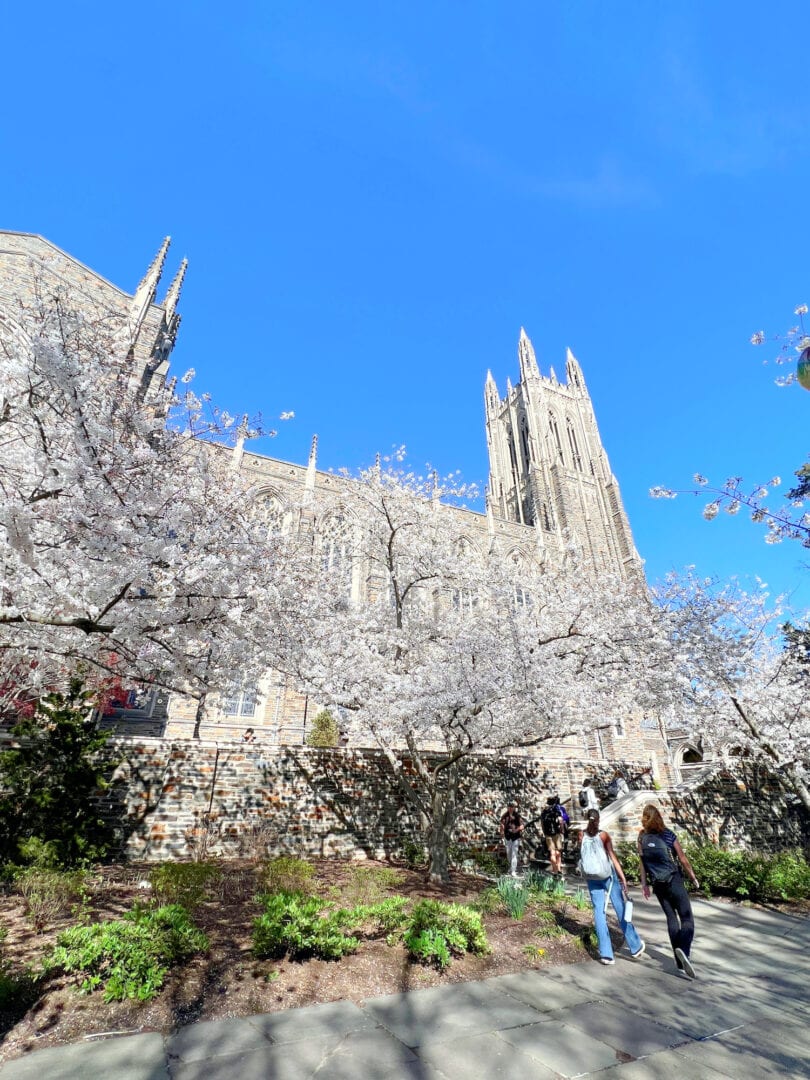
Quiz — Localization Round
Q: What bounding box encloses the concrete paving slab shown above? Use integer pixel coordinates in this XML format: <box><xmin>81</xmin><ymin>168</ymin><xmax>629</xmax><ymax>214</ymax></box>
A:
<box><xmin>0</xmin><ymin>1033</ymin><xmax>168</xmax><ymax>1080</ymax></box>
<box><xmin>415</xmin><ymin>1030</ymin><xmax>560</xmax><ymax>1080</ymax></box>
<box><xmin>548</xmin><ymin>1000</ymin><xmax>691</xmax><ymax>1057</ymax></box>
<box><xmin>673</xmin><ymin>1025</ymin><xmax>810</xmax><ymax>1079</ymax></box>
<box><xmin>497</xmin><ymin>1018</ymin><xmax>624</xmax><ymax>1077</ymax></box>
<box><xmin>644</xmin><ymin>981</ymin><xmax>801</xmax><ymax>1041</ymax></box>
<box><xmin>241</xmin><ymin>999</ymin><xmax>374</xmax><ymax>1045</ymax></box>
<box><xmin>363</xmin><ymin>982</ymin><xmax>541</xmax><ymax>1047</ymax></box>
<box><xmin>486</xmin><ymin>969</ymin><xmax>599</xmax><ymax>1012</ymax></box>
<box><xmin>171</xmin><ymin>1027</ymin><xmax>423</xmax><ymax>1080</ymax></box>
<box><xmin>594</xmin><ymin>1046</ymin><xmax>739</xmax><ymax>1079</ymax></box>
<box><xmin>166</xmin><ymin>1016</ymin><xmax>272</xmax><ymax>1063</ymax></box>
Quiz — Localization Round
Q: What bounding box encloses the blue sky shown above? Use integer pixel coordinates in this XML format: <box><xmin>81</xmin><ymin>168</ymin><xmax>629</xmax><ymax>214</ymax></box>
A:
<box><xmin>2</xmin><ymin>2</ymin><xmax>808</xmax><ymax>612</ymax></box>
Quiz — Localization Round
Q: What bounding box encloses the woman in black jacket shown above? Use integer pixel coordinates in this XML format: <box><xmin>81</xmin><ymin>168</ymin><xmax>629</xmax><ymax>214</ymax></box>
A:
<box><xmin>638</xmin><ymin>804</ymin><xmax>700</xmax><ymax>978</ymax></box>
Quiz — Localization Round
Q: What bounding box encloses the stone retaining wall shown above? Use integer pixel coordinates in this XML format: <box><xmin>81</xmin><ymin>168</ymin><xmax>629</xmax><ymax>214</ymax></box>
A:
<box><xmin>99</xmin><ymin>739</ymin><xmax>808</xmax><ymax>863</ymax></box>
<box><xmin>101</xmin><ymin>739</ymin><xmax>644</xmax><ymax>862</ymax></box>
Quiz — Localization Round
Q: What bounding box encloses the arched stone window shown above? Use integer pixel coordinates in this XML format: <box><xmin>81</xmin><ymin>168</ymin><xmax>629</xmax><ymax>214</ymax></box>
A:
<box><xmin>255</xmin><ymin>491</ymin><xmax>286</xmax><ymax>535</ymax></box>
<box><xmin>566</xmin><ymin>418</ymin><xmax>582</xmax><ymax>470</ymax></box>
<box><xmin>549</xmin><ymin>413</ymin><xmax>563</xmax><ymax>461</ymax></box>
<box><xmin>317</xmin><ymin>510</ymin><xmax>354</xmax><ymax>595</ymax></box>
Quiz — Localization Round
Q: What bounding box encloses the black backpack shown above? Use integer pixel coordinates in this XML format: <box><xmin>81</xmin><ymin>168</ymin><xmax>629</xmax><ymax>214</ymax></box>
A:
<box><xmin>640</xmin><ymin>832</ymin><xmax>676</xmax><ymax>884</ymax></box>
<box><xmin>540</xmin><ymin>805</ymin><xmax>561</xmax><ymax>837</ymax></box>
<box><xmin>578</xmin><ymin>788</ymin><xmax>590</xmax><ymax>810</ymax></box>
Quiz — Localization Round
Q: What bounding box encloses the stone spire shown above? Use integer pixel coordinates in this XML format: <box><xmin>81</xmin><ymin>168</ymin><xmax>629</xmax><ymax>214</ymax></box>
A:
<box><xmin>518</xmin><ymin>327</ymin><xmax>540</xmax><ymax>381</ymax></box>
<box><xmin>484</xmin><ymin>369</ymin><xmax>500</xmax><ymax>414</ymax></box>
<box><xmin>129</xmin><ymin>237</ymin><xmax>170</xmax><ymax>334</ymax></box>
<box><xmin>565</xmin><ymin>347</ymin><xmax>588</xmax><ymax>394</ymax></box>
<box><xmin>305</xmin><ymin>434</ymin><xmax>318</xmax><ymax>492</ymax></box>
<box><xmin>161</xmin><ymin>257</ymin><xmax>188</xmax><ymax>322</ymax></box>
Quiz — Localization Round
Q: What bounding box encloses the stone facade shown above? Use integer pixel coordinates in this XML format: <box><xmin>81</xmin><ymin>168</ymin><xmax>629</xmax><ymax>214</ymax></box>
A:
<box><xmin>0</xmin><ymin>233</ymin><xmax>669</xmax><ymax>777</ymax></box>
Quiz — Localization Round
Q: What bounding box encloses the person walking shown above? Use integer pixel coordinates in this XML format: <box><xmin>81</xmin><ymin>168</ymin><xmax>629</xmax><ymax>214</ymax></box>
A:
<box><xmin>578</xmin><ymin>778</ymin><xmax>600</xmax><ymax>813</ymax></box>
<box><xmin>606</xmin><ymin>771</ymin><xmax>630</xmax><ymax>801</ymax></box>
<box><xmin>579</xmin><ymin>809</ymin><xmax>644</xmax><ymax>965</ymax></box>
<box><xmin>499</xmin><ymin>800</ymin><xmax>524</xmax><ymax>877</ymax></box>
<box><xmin>637</xmin><ymin>803</ymin><xmax>700</xmax><ymax>978</ymax></box>
<box><xmin>540</xmin><ymin>795</ymin><xmax>565</xmax><ymax>876</ymax></box>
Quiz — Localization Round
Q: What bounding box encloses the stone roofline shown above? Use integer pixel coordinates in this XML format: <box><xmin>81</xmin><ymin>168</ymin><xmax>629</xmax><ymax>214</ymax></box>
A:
<box><xmin>224</xmin><ymin>443</ymin><xmax>533</xmax><ymax>539</ymax></box>
<box><xmin>0</xmin><ymin>229</ymin><xmax>168</xmax><ymax>310</ymax></box>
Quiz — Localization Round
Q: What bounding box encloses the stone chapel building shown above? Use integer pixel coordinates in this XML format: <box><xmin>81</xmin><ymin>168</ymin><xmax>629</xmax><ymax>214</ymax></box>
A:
<box><xmin>0</xmin><ymin>232</ymin><xmax>671</xmax><ymax>777</ymax></box>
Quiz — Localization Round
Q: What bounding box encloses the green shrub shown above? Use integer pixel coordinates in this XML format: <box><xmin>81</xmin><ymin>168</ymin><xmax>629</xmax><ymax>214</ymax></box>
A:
<box><xmin>614</xmin><ymin>842</ymin><xmax>641</xmax><ymax>883</ymax></box>
<box><xmin>253</xmin><ymin>892</ymin><xmax>359</xmax><ymax>960</ymax></box>
<box><xmin>348</xmin><ymin>896</ymin><xmax>409</xmax><ymax>934</ymax></box>
<box><xmin>467</xmin><ymin>847</ymin><xmax>503</xmax><ymax>876</ymax></box>
<box><xmin>260</xmin><ymin>856</ymin><xmax>316</xmax><ymax>895</ymax></box>
<box><xmin>0</xmin><ymin>681</ymin><xmax>116</xmax><ymax>866</ymax></box>
<box><xmin>765</xmin><ymin>849</ymin><xmax>810</xmax><ymax>900</ymax></box>
<box><xmin>341</xmin><ymin>865</ymin><xmax>404</xmax><ymax>905</ymax></box>
<box><xmin>305</xmin><ymin>709</ymin><xmax>340</xmax><ymax>748</ymax></box>
<box><xmin>45</xmin><ymin>904</ymin><xmax>209</xmax><ymax>1002</ymax></box>
<box><xmin>496</xmin><ymin>875</ymin><xmax>529</xmax><ymax>920</ymax></box>
<box><xmin>150</xmin><ymin>862</ymin><xmax>221</xmax><ymax>911</ymax></box>
<box><xmin>403</xmin><ymin>899</ymin><xmax>489</xmax><ymax>969</ymax></box>
<box><xmin>683</xmin><ymin>844</ymin><xmax>810</xmax><ymax>902</ymax></box>
<box><xmin>401</xmin><ymin>838</ymin><xmax>425</xmax><ymax>869</ymax></box>
<box><xmin>16</xmin><ymin>867</ymin><xmax>89</xmax><ymax>932</ymax></box>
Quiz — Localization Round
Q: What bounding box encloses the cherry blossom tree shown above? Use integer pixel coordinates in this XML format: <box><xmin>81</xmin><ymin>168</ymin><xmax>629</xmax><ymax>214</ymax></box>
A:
<box><xmin>651</xmin><ymin>303</ymin><xmax>810</xmax><ymax>547</ymax></box>
<box><xmin>272</xmin><ymin>465</ymin><xmax>661</xmax><ymax>881</ymax></box>
<box><xmin>0</xmin><ymin>289</ymin><xmax>286</xmax><ymax>717</ymax></box>
<box><xmin>654</xmin><ymin>573</ymin><xmax>810</xmax><ymax>811</ymax></box>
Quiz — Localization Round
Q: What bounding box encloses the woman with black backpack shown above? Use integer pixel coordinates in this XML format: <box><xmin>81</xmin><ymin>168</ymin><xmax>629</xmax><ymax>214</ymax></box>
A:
<box><xmin>638</xmin><ymin>804</ymin><xmax>701</xmax><ymax>978</ymax></box>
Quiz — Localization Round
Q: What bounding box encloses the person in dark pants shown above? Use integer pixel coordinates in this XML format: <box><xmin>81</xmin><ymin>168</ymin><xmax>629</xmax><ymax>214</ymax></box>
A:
<box><xmin>637</xmin><ymin>803</ymin><xmax>701</xmax><ymax>978</ymax></box>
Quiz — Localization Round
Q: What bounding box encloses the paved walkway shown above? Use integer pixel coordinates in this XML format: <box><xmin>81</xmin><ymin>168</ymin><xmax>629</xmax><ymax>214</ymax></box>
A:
<box><xmin>2</xmin><ymin>896</ymin><xmax>808</xmax><ymax>1078</ymax></box>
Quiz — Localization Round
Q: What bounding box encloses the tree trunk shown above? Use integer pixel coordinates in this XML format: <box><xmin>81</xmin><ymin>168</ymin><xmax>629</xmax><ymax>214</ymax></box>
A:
<box><xmin>426</xmin><ymin>816</ymin><xmax>452</xmax><ymax>883</ymax></box>
<box><xmin>785</xmin><ymin>763</ymin><xmax>810</xmax><ymax>814</ymax></box>
<box><xmin>192</xmin><ymin>693</ymin><xmax>207</xmax><ymax>740</ymax></box>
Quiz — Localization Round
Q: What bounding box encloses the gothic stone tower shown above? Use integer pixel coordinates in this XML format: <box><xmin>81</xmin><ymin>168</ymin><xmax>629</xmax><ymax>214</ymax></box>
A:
<box><xmin>485</xmin><ymin>329</ymin><xmax>641</xmax><ymax>581</ymax></box>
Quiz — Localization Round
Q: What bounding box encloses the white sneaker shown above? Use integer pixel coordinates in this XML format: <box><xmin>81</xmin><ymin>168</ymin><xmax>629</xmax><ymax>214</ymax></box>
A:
<box><xmin>599</xmin><ymin>957</ymin><xmax>615</xmax><ymax>965</ymax></box>
<box><xmin>631</xmin><ymin>942</ymin><xmax>646</xmax><ymax>960</ymax></box>
<box><xmin>674</xmin><ymin>948</ymin><xmax>695</xmax><ymax>978</ymax></box>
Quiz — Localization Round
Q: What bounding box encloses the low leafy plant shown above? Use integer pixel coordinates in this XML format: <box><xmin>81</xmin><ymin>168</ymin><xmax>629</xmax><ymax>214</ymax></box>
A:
<box><xmin>470</xmin><ymin>886</ymin><xmax>502</xmax><ymax>914</ymax></box>
<box><xmin>260</xmin><ymin>856</ymin><xmax>316</xmax><ymax>896</ymax></box>
<box><xmin>45</xmin><ymin>904</ymin><xmax>209</xmax><ymax>1002</ymax></box>
<box><xmin>403</xmin><ymin>899</ymin><xmax>489</xmax><ymax>970</ymax></box>
<box><xmin>535</xmin><ymin>909</ymin><xmax>566</xmax><ymax>940</ymax></box>
<box><xmin>0</xmin><ymin>927</ymin><xmax>39</xmax><ymax>1011</ymax></box>
<box><xmin>406</xmin><ymin>927</ymin><xmax>451</xmax><ymax>969</ymax></box>
<box><xmin>571</xmin><ymin>887</ymin><xmax>590</xmax><ymax>911</ymax></box>
<box><xmin>353</xmin><ymin>896</ymin><xmax>409</xmax><ymax>934</ymax></box>
<box><xmin>253</xmin><ymin>892</ymin><xmax>359</xmax><ymax>960</ymax></box>
<box><xmin>523</xmin><ymin>943</ymin><xmax>547</xmax><ymax>959</ymax></box>
<box><xmin>467</xmin><ymin>847</ymin><xmax>505</xmax><ymax>876</ymax></box>
<box><xmin>496</xmin><ymin>875</ymin><xmax>529</xmax><ymax>920</ymax></box>
<box><xmin>150</xmin><ymin>862</ymin><xmax>221</xmax><ymax>911</ymax></box>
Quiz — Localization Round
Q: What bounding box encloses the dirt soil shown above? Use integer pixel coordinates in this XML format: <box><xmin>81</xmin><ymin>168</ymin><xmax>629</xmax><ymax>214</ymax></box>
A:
<box><xmin>0</xmin><ymin>859</ymin><xmax>601</xmax><ymax>1066</ymax></box>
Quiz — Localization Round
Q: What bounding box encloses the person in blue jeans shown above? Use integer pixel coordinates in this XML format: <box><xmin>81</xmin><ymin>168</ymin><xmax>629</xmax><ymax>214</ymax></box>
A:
<box><xmin>579</xmin><ymin>809</ymin><xmax>645</xmax><ymax>965</ymax></box>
